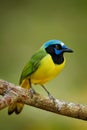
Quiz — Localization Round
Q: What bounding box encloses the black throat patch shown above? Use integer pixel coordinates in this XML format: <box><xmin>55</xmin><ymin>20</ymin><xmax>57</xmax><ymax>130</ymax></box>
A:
<box><xmin>45</xmin><ymin>45</ymin><xmax>64</xmax><ymax>64</ymax></box>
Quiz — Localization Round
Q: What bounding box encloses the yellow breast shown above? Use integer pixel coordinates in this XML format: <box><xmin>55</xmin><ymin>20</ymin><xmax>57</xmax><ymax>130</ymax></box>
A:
<box><xmin>31</xmin><ymin>54</ymin><xmax>66</xmax><ymax>84</ymax></box>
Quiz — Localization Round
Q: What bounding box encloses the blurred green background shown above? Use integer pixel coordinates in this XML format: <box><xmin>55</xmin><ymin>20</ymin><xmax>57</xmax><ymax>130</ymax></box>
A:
<box><xmin>0</xmin><ymin>0</ymin><xmax>87</xmax><ymax>130</ymax></box>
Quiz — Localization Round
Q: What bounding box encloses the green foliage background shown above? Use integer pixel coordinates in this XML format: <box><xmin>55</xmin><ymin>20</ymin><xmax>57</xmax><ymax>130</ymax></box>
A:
<box><xmin>0</xmin><ymin>0</ymin><xmax>87</xmax><ymax>130</ymax></box>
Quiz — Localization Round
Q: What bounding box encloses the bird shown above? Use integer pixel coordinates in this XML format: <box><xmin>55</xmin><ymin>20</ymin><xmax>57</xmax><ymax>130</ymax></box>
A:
<box><xmin>8</xmin><ymin>39</ymin><xmax>73</xmax><ymax>115</ymax></box>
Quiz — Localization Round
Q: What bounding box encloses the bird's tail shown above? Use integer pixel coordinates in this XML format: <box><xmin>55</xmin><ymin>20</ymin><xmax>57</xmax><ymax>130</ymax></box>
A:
<box><xmin>8</xmin><ymin>79</ymin><xmax>30</xmax><ymax>115</ymax></box>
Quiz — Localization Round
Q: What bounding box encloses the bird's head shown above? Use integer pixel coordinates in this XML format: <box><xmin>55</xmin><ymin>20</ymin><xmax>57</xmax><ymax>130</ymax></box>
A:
<box><xmin>41</xmin><ymin>40</ymin><xmax>73</xmax><ymax>64</ymax></box>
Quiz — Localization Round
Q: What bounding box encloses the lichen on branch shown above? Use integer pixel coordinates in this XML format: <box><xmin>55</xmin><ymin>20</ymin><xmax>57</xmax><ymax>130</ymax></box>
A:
<box><xmin>0</xmin><ymin>79</ymin><xmax>87</xmax><ymax>121</ymax></box>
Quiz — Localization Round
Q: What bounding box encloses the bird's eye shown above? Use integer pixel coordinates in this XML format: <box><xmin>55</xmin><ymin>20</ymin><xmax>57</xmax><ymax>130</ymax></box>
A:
<box><xmin>55</xmin><ymin>44</ymin><xmax>62</xmax><ymax>50</ymax></box>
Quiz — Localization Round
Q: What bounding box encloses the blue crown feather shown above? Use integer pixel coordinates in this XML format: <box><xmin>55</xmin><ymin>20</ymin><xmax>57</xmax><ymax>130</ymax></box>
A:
<box><xmin>41</xmin><ymin>40</ymin><xmax>64</xmax><ymax>49</ymax></box>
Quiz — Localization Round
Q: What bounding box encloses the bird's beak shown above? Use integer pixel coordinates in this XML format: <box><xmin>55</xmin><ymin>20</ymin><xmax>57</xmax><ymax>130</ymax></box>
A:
<box><xmin>63</xmin><ymin>46</ymin><xmax>74</xmax><ymax>53</ymax></box>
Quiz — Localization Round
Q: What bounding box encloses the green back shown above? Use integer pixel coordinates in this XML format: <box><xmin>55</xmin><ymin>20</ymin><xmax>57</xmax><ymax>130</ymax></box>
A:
<box><xmin>19</xmin><ymin>49</ymin><xmax>47</xmax><ymax>84</ymax></box>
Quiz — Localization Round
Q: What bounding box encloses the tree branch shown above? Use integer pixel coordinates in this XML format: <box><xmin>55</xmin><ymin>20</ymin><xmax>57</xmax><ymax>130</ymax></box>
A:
<box><xmin>0</xmin><ymin>79</ymin><xmax>87</xmax><ymax>121</ymax></box>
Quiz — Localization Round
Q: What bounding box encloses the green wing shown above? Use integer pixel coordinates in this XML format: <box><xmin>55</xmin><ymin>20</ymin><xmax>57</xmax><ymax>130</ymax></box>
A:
<box><xmin>19</xmin><ymin>49</ymin><xmax>47</xmax><ymax>84</ymax></box>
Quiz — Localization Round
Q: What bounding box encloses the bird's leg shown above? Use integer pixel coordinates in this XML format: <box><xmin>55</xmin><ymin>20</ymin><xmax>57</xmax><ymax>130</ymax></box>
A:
<box><xmin>41</xmin><ymin>85</ymin><xmax>56</xmax><ymax>102</ymax></box>
<box><xmin>28</xmin><ymin>79</ymin><xmax>36</xmax><ymax>94</ymax></box>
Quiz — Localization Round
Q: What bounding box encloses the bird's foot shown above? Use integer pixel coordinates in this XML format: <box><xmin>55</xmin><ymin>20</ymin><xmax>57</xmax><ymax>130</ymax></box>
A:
<box><xmin>48</xmin><ymin>93</ymin><xmax>56</xmax><ymax>103</ymax></box>
<box><xmin>29</xmin><ymin>87</ymin><xmax>36</xmax><ymax>94</ymax></box>
<box><xmin>41</xmin><ymin>85</ymin><xmax>56</xmax><ymax>103</ymax></box>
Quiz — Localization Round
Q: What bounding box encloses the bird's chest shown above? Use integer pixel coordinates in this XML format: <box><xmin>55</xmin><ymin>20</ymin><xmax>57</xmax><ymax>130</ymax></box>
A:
<box><xmin>31</xmin><ymin>54</ymin><xmax>65</xmax><ymax>84</ymax></box>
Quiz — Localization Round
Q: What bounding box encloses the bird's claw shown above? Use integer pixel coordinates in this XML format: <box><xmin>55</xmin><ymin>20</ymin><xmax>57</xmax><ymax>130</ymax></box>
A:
<box><xmin>30</xmin><ymin>87</ymin><xmax>36</xmax><ymax>94</ymax></box>
<box><xmin>48</xmin><ymin>93</ymin><xmax>56</xmax><ymax>103</ymax></box>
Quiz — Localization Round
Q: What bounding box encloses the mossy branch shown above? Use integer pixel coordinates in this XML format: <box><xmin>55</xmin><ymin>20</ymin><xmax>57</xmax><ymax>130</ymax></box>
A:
<box><xmin>0</xmin><ymin>79</ymin><xmax>87</xmax><ymax>120</ymax></box>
